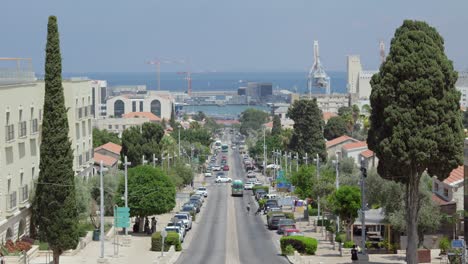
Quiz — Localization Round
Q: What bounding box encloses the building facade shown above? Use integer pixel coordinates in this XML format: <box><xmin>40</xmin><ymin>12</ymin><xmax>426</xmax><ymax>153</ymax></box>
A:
<box><xmin>456</xmin><ymin>72</ymin><xmax>468</xmax><ymax>109</ymax></box>
<box><xmin>0</xmin><ymin>66</ymin><xmax>94</xmax><ymax>242</ymax></box>
<box><xmin>106</xmin><ymin>91</ymin><xmax>173</xmax><ymax>120</ymax></box>
<box><xmin>91</xmin><ymin>80</ymin><xmax>107</xmax><ymax>119</ymax></box>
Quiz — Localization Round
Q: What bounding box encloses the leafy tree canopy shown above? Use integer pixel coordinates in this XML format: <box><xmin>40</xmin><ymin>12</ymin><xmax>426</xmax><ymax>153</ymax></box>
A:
<box><xmin>117</xmin><ymin>165</ymin><xmax>176</xmax><ymax>217</ymax></box>
<box><xmin>271</xmin><ymin>115</ymin><xmax>282</xmax><ymax>136</ymax></box>
<box><xmin>287</xmin><ymin>99</ymin><xmax>327</xmax><ymax>161</ymax></box>
<box><xmin>92</xmin><ymin>128</ymin><xmax>120</xmax><ymax>148</ymax></box>
<box><xmin>192</xmin><ymin>111</ymin><xmax>207</xmax><ymax>121</ymax></box>
<box><xmin>323</xmin><ymin>116</ymin><xmax>347</xmax><ymax>140</ymax></box>
<box><xmin>121</xmin><ymin>122</ymin><xmax>164</xmax><ymax>166</ymax></box>
<box><xmin>239</xmin><ymin>108</ymin><xmax>269</xmax><ymax>135</ymax></box>
<box><xmin>328</xmin><ymin>186</ymin><xmax>361</xmax><ymax>240</ymax></box>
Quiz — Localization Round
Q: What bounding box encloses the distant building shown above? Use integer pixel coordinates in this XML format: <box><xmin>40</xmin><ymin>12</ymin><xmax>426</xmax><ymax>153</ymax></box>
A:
<box><xmin>245</xmin><ymin>82</ymin><xmax>273</xmax><ymax>102</ymax></box>
<box><xmin>94</xmin><ymin>112</ymin><xmax>160</xmax><ymax>137</ymax></box>
<box><xmin>456</xmin><ymin>72</ymin><xmax>468</xmax><ymax>109</ymax></box>
<box><xmin>94</xmin><ymin>142</ymin><xmax>122</xmax><ymax>171</ymax></box>
<box><xmin>91</xmin><ymin>80</ymin><xmax>108</xmax><ymax>119</ymax></box>
<box><xmin>346</xmin><ymin>55</ymin><xmax>377</xmax><ymax>100</ymax></box>
<box><xmin>297</xmin><ymin>94</ymin><xmax>350</xmax><ymax>114</ymax></box>
<box><xmin>106</xmin><ymin>90</ymin><xmax>173</xmax><ymax>120</ymax></box>
<box><xmin>237</xmin><ymin>87</ymin><xmax>246</xmax><ymax>96</ymax></box>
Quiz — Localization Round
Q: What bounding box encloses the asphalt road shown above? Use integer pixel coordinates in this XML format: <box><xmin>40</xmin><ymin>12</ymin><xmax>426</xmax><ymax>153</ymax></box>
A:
<box><xmin>176</xmin><ymin>131</ymin><xmax>288</xmax><ymax>264</ymax></box>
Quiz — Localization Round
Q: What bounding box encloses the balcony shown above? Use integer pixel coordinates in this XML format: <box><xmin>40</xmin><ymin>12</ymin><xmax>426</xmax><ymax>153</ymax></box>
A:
<box><xmin>18</xmin><ymin>121</ymin><xmax>27</xmax><ymax>138</ymax></box>
<box><xmin>30</xmin><ymin>119</ymin><xmax>39</xmax><ymax>135</ymax></box>
<box><xmin>5</xmin><ymin>124</ymin><xmax>15</xmax><ymax>143</ymax></box>
<box><xmin>18</xmin><ymin>185</ymin><xmax>29</xmax><ymax>207</ymax></box>
<box><xmin>6</xmin><ymin>191</ymin><xmax>17</xmax><ymax>216</ymax></box>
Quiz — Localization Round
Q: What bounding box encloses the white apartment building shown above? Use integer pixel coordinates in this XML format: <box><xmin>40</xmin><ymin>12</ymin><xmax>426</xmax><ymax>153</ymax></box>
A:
<box><xmin>0</xmin><ymin>60</ymin><xmax>93</xmax><ymax>242</ymax></box>
<box><xmin>346</xmin><ymin>55</ymin><xmax>378</xmax><ymax>100</ymax></box>
<box><xmin>106</xmin><ymin>90</ymin><xmax>174</xmax><ymax>120</ymax></box>
<box><xmin>91</xmin><ymin>80</ymin><xmax>108</xmax><ymax>119</ymax></box>
<box><xmin>456</xmin><ymin>72</ymin><xmax>468</xmax><ymax>109</ymax></box>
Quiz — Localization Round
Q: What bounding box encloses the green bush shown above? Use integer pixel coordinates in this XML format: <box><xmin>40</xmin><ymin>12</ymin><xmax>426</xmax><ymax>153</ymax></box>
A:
<box><xmin>151</xmin><ymin>231</ymin><xmax>182</xmax><ymax>252</ymax></box>
<box><xmin>317</xmin><ymin>219</ymin><xmax>330</xmax><ymax>227</ymax></box>
<box><xmin>283</xmin><ymin>244</ymin><xmax>295</xmax><ymax>256</ymax></box>
<box><xmin>252</xmin><ymin>185</ymin><xmax>269</xmax><ymax>194</ymax></box>
<box><xmin>335</xmin><ymin>232</ymin><xmax>346</xmax><ymax>243</ymax></box>
<box><xmin>307</xmin><ymin>205</ymin><xmax>318</xmax><ymax>216</ymax></box>
<box><xmin>439</xmin><ymin>236</ymin><xmax>450</xmax><ymax>254</ymax></box>
<box><xmin>258</xmin><ymin>198</ymin><xmax>267</xmax><ymax>208</ymax></box>
<box><xmin>343</xmin><ymin>241</ymin><xmax>355</xmax><ymax>248</ymax></box>
<box><xmin>284</xmin><ymin>212</ymin><xmax>295</xmax><ymax>220</ymax></box>
<box><xmin>280</xmin><ymin>236</ymin><xmax>318</xmax><ymax>255</ymax></box>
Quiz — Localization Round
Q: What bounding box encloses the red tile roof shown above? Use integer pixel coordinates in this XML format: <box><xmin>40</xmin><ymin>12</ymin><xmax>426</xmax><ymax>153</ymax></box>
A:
<box><xmin>122</xmin><ymin>112</ymin><xmax>161</xmax><ymax>122</ymax></box>
<box><xmin>342</xmin><ymin>141</ymin><xmax>367</xmax><ymax>151</ymax></box>
<box><xmin>326</xmin><ymin>135</ymin><xmax>357</xmax><ymax>148</ymax></box>
<box><xmin>323</xmin><ymin>112</ymin><xmax>337</xmax><ymax>121</ymax></box>
<box><xmin>443</xmin><ymin>166</ymin><xmax>464</xmax><ymax>185</ymax></box>
<box><xmin>95</xmin><ymin>142</ymin><xmax>122</xmax><ymax>155</ymax></box>
<box><xmin>264</xmin><ymin>122</ymin><xmax>273</xmax><ymax>128</ymax></box>
<box><xmin>360</xmin><ymin>149</ymin><xmax>374</xmax><ymax>158</ymax></box>
<box><xmin>432</xmin><ymin>194</ymin><xmax>455</xmax><ymax>206</ymax></box>
<box><xmin>94</xmin><ymin>153</ymin><xmax>118</xmax><ymax>167</ymax></box>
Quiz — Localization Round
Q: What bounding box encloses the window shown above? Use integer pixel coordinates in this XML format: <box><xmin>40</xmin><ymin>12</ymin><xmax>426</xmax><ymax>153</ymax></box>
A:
<box><xmin>82</xmin><ymin>121</ymin><xmax>86</xmax><ymax>137</ymax></box>
<box><xmin>444</xmin><ymin>188</ymin><xmax>449</xmax><ymax>197</ymax></box>
<box><xmin>114</xmin><ymin>100</ymin><xmax>125</xmax><ymax>118</ymax></box>
<box><xmin>75</xmin><ymin>124</ymin><xmax>80</xmax><ymax>139</ymax></box>
<box><xmin>6</xmin><ymin>124</ymin><xmax>15</xmax><ymax>141</ymax></box>
<box><xmin>30</xmin><ymin>119</ymin><xmax>38</xmax><ymax>134</ymax></box>
<box><xmin>132</xmin><ymin>101</ymin><xmax>137</xmax><ymax>112</ymax></box>
<box><xmin>115</xmin><ymin>125</ymin><xmax>119</xmax><ymax>129</ymax></box>
<box><xmin>88</xmin><ymin>120</ymin><xmax>91</xmax><ymax>135</ymax></box>
<box><xmin>108</xmin><ymin>125</ymin><xmax>112</xmax><ymax>129</ymax></box>
<box><xmin>434</xmin><ymin>182</ymin><xmax>439</xmax><ymax>192</ymax></box>
<box><xmin>150</xmin><ymin>100</ymin><xmax>161</xmax><ymax>117</ymax></box>
<box><xmin>139</xmin><ymin>101</ymin><xmax>143</xmax><ymax>112</ymax></box>
<box><xmin>19</xmin><ymin>121</ymin><xmax>27</xmax><ymax>138</ymax></box>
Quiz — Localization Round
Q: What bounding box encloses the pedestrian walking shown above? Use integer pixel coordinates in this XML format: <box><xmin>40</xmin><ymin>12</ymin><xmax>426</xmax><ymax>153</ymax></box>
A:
<box><xmin>351</xmin><ymin>245</ymin><xmax>358</xmax><ymax>261</ymax></box>
<box><xmin>246</xmin><ymin>202</ymin><xmax>251</xmax><ymax>215</ymax></box>
<box><xmin>0</xmin><ymin>252</ymin><xmax>4</xmax><ymax>264</ymax></box>
<box><xmin>144</xmin><ymin>217</ymin><xmax>151</xmax><ymax>235</ymax></box>
<box><xmin>151</xmin><ymin>217</ymin><xmax>157</xmax><ymax>234</ymax></box>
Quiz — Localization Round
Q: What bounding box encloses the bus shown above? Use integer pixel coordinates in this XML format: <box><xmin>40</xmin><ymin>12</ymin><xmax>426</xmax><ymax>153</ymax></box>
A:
<box><xmin>231</xmin><ymin>180</ymin><xmax>244</xmax><ymax>197</ymax></box>
<box><xmin>221</xmin><ymin>144</ymin><xmax>229</xmax><ymax>153</ymax></box>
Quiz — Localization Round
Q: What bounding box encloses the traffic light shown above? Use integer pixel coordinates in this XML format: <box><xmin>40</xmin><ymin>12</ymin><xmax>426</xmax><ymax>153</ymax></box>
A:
<box><xmin>360</xmin><ymin>167</ymin><xmax>367</xmax><ymax>178</ymax></box>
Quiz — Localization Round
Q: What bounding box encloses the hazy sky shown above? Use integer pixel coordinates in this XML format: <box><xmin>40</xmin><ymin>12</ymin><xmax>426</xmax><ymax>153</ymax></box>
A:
<box><xmin>2</xmin><ymin>0</ymin><xmax>467</xmax><ymax>73</ymax></box>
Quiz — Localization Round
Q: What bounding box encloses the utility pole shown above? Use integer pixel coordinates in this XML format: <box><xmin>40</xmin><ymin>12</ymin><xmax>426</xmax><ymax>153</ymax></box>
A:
<box><xmin>152</xmin><ymin>153</ymin><xmax>158</xmax><ymax>168</ymax></box>
<box><xmin>304</xmin><ymin>152</ymin><xmax>308</xmax><ymax>166</ymax></box>
<box><xmin>296</xmin><ymin>152</ymin><xmax>299</xmax><ymax>172</ymax></box>
<box><xmin>360</xmin><ymin>158</ymin><xmax>368</xmax><ymax>255</ymax></box>
<box><xmin>334</xmin><ymin>152</ymin><xmax>340</xmax><ymax>235</ymax></box>
<box><xmin>263</xmin><ymin>127</ymin><xmax>266</xmax><ymax>176</ymax></box>
<box><xmin>178</xmin><ymin>125</ymin><xmax>181</xmax><ymax>157</ymax></box>
<box><xmin>315</xmin><ymin>154</ymin><xmax>321</xmax><ymax>224</ymax></box>
<box><xmin>99</xmin><ymin>160</ymin><xmax>105</xmax><ymax>259</ymax></box>
<box><xmin>124</xmin><ymin>156</ymin><xmax>131</xmax><ymax>236</ymax></box>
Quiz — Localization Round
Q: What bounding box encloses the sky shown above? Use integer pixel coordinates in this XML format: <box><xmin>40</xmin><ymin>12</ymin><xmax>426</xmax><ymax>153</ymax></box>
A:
<box><xmin>2</xmin><ymin>0</ymin><xmax>467</xmax><ymax>73</ymax></box>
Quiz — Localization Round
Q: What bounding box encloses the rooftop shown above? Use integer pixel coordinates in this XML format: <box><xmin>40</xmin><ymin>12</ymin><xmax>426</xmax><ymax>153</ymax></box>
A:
<box><xmin>94</xmin><ymin>152</ymin><xmax>118</xmax><ymax>167</ymax></box>
<box><xmin>342</xmin><ymin>141</ymin><xmax>368</xmax><ymax>151</ymax></box>
<box><xmin>443</xmin><ymin>165</ymin><xmax>464</xmax><ymax>185</ymax></box>
<box><xmin>122</xmin><ymin>112</ymin><xmax>161</xmax><ymax>122</ymax></box>
<box><xmin>360</xmin><ymin>149</ymin><xmax>374</xmax><ymax>158</ymax></box>
<box><xmin>325</xmin><ymin>135</ymin><xmax>358</xmax><ymax>148</ymax></box>
<box><xmin>95</xmin><ymin>142</ymin><xmax>122</xmax><ymax>155</ymax></box>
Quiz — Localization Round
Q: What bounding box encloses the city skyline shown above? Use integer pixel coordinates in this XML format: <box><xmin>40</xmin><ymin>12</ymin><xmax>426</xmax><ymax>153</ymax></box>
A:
<box><xmin>2</xmin><ymin>0</ymin><xmax>468</xmax><ymax>73</ymax></box>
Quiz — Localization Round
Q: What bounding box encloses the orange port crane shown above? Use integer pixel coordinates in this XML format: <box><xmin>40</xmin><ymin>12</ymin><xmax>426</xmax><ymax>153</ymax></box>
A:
<box><xmin>177</xmin><ymin>71</ymin><xmax>192</xmax><ymax>96</ymax></box>
<box><xmin>147</xmin><ymin>58</ymin><xmax>184</xmax><ymax>90</ymax></box>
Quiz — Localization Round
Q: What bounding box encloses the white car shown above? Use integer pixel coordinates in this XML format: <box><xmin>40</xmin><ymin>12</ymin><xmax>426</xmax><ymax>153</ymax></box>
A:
<box><xmin>204</xmin><ymin>172</ymin><xmax>212</xmax><ymax>177</ymax></box>
<box><xmin>196</xmin><ymin>187</ymin><xmax>208</xmax><ymax>197</ymax></box>
<box><xmin>244</xmin><ymin>182</ymin><xmax>254</xmax><ymax>190</ymax></box>
<box><xmin>165</xmin><ymin>226</ymin><xmax>184</xmax><ymax>243</ymax></box>
<box><xmin>174</xmin><ymin>213</ymin><xmax>192</xmax><ymax>230</ymax></box>
<box><xmin>212</xmin><ymin>166</ymin><xmax>222</xmax><ymax>171</ymax></box>
<box><xmin>215</xmin><ymin>176</ymin><xmax>232</xmax><ymax>183</ymax></box>
<box><xmin>246</xmin><ymin>171</ymin><xmax>256</xmax><ymax>178</ymax></box>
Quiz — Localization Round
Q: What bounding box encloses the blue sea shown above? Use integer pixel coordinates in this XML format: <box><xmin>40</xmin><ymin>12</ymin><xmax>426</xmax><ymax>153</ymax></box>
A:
<box><xmin>65</xmin><ymin>71</ymin><xmax>347</xmax><ymax>94</ymax></box>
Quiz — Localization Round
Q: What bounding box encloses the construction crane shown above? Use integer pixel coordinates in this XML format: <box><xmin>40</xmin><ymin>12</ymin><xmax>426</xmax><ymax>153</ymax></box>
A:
<box><xmin>177</xmin><ymin>71</ymin><xmax>192</xmax><ymax>96</ymax></box>
<box><xmin>307</xmin><ymin>40</ymin><xmax>331</xmax><ymax>96</ymax></box>
<box><xmin>147</xmin><ymin>58</ymin><xmax>184</xmax><ymax>90</ymax></box>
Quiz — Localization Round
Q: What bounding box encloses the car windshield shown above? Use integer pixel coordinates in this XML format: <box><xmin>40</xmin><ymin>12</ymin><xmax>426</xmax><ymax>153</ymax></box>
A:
<box><xmin>198</xmin><ymin>187</ymin><xmax>206</xmax><ymax>191</ymax></box>
<box><xmin>175</xmin><ymin>215</ymin><xmax>187</xmax><ymax>219</ymax></box>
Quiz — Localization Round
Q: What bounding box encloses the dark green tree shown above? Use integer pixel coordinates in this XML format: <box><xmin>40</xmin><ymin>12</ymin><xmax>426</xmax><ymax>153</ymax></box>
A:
<box><xmin>328</xmin><ymin>186</ymin><xmax>361</xmax><ymax>241</ymax></box>
<box><xmin>92</xmin><ymin>128</ymin><xmax>120</xmax><ymax>148</ymax></box>
<box><xmin>290</xmin><ymin>165</ymin><xmax>316</xmax><ymax>199</ymax></box>
<box><xmin>121</xmin><ymin>122</ymin><xmax>164</xmax><ymax>166</ymax></box>
<box><xmin>271</xmin><ymin>115</ymin><xmax>282</xmax><ymax>136</ymax></box>
<box><xmin>192</xmin><ymin>111</ymin><xmax>206</xmax><ymax>121</ymax></box>
<box><xmin>32</xmin><ymin>16</ymin><xmax>79</xmax><ymax>264</ymax></box>
<box><xmin>239</xmin><ymin>108</ymin><xmax>269</xmax><ymax>135</ymax></box>
<box><xmin>368</xmin><ymin>20</ymin><xmax>463</xmax><ymax>263</ymax></box>
<box><xmin>116</xmin><ymin>165</ymin><xmax>176</xmax><ymax>217</ymax></box>
<box><xmin>288</xmin><ymin>99</ymin><xmax>327</xmax><ymax>161</ymax></box>
<box><xmin>170</xmin><ymin>106</ymin><xmax>177</xmax><ymax>128</ymax></box>
<box><xmin>323</xmin><ymin>116</ymin><xmax>347</xmax><ymax>140</ymax></box>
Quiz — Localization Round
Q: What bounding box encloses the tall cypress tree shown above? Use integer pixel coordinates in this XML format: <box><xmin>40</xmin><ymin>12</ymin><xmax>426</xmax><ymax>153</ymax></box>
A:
<box><xmin>33</xmin><ymin>16</ymin><xmax>79</xmax><ymax>264</ymax></box>
<box><xmin>368</xmin><ymin>20</ymin><xmax>463</xmax><ymax>263</ymax></box>
<box><xmin>288</xmin><ymin>99</ymin><xmax>327</xmax><ymax>162</ymax></box>
<box><xmin>271</xmin><ymin>115</ymin><xmax>282</xmax><ymax>136</ymax></box>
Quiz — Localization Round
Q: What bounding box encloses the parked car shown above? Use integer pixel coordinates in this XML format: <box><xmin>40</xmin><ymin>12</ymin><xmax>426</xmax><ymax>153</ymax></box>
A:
<box><xmin>212</xmin><ymin>165</ymin><xmax>221</xmax><ymax>171</ymax></box>
<box><xmin>190</xmin><ymin>195</ymin><xmax>204</xmax><ymax>205</ymax></box>
<box><xmin>265</xmin><ymin>194</ymin><xmax>278</xmax><ymax>200</ymax></box>
<box><xmin>186</xmin><ymin>200</ymin><xmax>201</xmax><ymax>213</ymax></box>
<box><xmin>277</xmin><ymin>219</ymin><xmax>296</xmax><ymax>234</ymax></box>
<box><xmin>265</xmin><ymin>199</ymin><xmax>279</xmax><ymax>210</ymax></box>
<box><xmin>165</xmin><ymin>226</ymin><xmax>184</xmax><ymax>243</ymax></box>
<box><xmin>204</xmin><ymin>171</ymin><xmax>212</xmax><ymax>177</ymax></box>
<box><xmin>267</xmin><ymin>213</ymin><xmax>286</xmax><ymax>230</ymax></box>
<box><xmin>255</xmin><ymin>189</ymin><xmax>267</xmax><ymax>200</ymax></box>
<box><xmin>223</xmin><ymin>165</ymin><xmax>230</xmax><ymax>171</ymax></box>
<box><xmin>181</xmin><ymin>203</ymin><xmax>197</xmax><ymax>215</ymax></box>
<box><xmin>266</xmin><ymin>206</ymin><xmax>282</xmax><ymax>213</ymax></box>
<box><xmin>284</xmin><ymin>228</ymin><xmax>303</xmax><ymax>237</ymax></box>
<box><xmin>196</xmin><ymin>187</ymin><xmax>208</xmax><ymax>197</ymax></box>
<box><xmin>244</xmin><ymin>182</ymin><xmax>254</xmax><ymax>190</ymax></box>
<box><xmin>215</xmin><ymin>176</ymin><xmax>232</xmax><ymax>183</ymax></box>
<box><xmin>174</xmin><ymin>213</ymin><xmax>192</xmax><ymax>230</ymax></box>
<box><xmin>246</xmin><ymin>171</ymin><xmax>256</xmax><ymax>178</ymax></box>
<box><xmin>167</xmin><ymin>220</ymin><xmax>186</xmax><ymax>237</ymax></box>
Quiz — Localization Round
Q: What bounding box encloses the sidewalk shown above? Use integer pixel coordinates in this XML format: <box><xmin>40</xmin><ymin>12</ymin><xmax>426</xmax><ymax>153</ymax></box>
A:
<box><xmin>30</xmin><ymin>173</ymin><xmax>206</xmax><ymax>264</ymax></box>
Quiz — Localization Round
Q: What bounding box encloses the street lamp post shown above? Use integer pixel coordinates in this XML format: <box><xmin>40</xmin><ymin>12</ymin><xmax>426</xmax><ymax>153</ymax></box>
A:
<box><xmin>123</xmin><ymin>156</ymin><xmax>131</xmax><ymax>235</ymax></box>
<box><xmin>99</xmin><ymin>160</ymin><xmax>105</xmax><ymax>259</ymax></box>
<box><xmin>296</xmin><ymin>152</ymin><xmax>299</xmax><ymax>172</ymax></box>
<box><xmin>360</xmin><ymin>158</ymin><xmax>368</xmax><ymax>255</ymax></box>
<box><xmin>314</xmin><ymin>154</ymin><xmax>321</xmax><ymax>225</ymax></box>
<box><xmin>178</xmin><ymin>125</ymin><xmax>181</xmax><ymax>157</ymax></box>
<box><xmin>263</xmin><ymin>127</ymin><xmax>266</xmax><ymax>176</ymax></box>
<box><xmin>332</xmin><ymin>152</ymin><xmax>340</xmax><ymax>237</ymax></box>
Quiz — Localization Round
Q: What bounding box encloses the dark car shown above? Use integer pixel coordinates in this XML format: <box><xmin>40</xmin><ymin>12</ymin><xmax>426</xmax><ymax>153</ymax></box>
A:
<box><xmin>267</xmin><ymin>213</ymin><xmax>286</xmax><ymax>230</ymax></box>
<box><xmin>181</xmin><ymin>203</ymin><xmax>197</xmax><ymax>215</ymax></box>
<box><xmin>277</xmin><ymin>219</ymin><xmax>296</xmax><ymax>234</ymax></box>
<box><xmin>265</xmin><ymin>199</ymin><xmax>279</xmax><ymax>210</ymax></box>
<box><xmin>189</xmin><ymin>199</ymin><xmax>202</xmax><ymax>210</ymax></box>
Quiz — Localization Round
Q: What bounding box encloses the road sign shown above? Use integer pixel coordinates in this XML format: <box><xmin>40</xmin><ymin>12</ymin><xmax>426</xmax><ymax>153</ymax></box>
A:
<box><xmin>451</xmin><ymin>239</ymin><xmax>465</xmax><ymax>248</ymax></box>
<box><xmin>114</xmin><ymin>207</ymin><xmax>130</xmax><ymax>228</ymax></box>
<box><xmin>161</xmin><ymin>230</ymin><xmax>167</xmax><ymax>238</ymax></box>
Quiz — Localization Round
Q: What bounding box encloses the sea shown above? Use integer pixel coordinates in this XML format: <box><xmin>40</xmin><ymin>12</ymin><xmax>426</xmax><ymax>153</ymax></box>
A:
<box><xmin>63</xmin><ymin>71</ymin><xmax>347</xmax><ymax>117</ymax></box>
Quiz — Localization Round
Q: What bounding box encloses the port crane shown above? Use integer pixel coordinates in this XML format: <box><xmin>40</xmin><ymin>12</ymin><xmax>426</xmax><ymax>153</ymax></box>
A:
<box><xmin>177</xmin><ymin>71</ymin><xmax>193</xmax><ymax>96</ymax></box>
<box><xmin>307</xmin><ymin>40</ymin><xmax>331</xmax><ymax>96</ymax></box>
<box><xmin>147</xmin><ymin>58</ymin><xmax>185</xmax><ymax>90</ymax></box>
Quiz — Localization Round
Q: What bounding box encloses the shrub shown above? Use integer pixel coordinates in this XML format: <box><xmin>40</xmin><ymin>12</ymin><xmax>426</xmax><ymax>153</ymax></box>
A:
<box><xmin>439</xmin><ymin>237</ymin><xmax>450</xmax><ymax>254</ymax></box>
<box><xmin>284</xmin><ymin>212</ymin><xmax>295</xmax><ymax>221</ymax></box>
<box><xmin>2</xmin><ymin>239</ymin><xmax>32</xmax><ymax>254</ymax></box>
<box><xmin>308</xmin><ymin>205</ymin><xmax>318</xmax><ymax>216</ymax></box>
<box><xmin>283</xmin><ymin>244</ymin><xmax>295</xmax><ymax>256</ymax></box>
<box><xmin>252</xmin><ymin>186</ymin><xmax>269</xmax><ymax>194</ymax></box>
<box><xmin>151</xmin><ymin>231</ymin><xmax>181</xmax><ymax>252</ymax></box>
<box><xmin>190</xmin><ymin>211</ymin><xmax>196</xmax><ymax>222</ymax></box>
<box><xmin>280</xmin><ymin>236</ymin><xmax>318</xmax><ymax>255</ymax></box>
<box><xmin>317</xmin><ymin>219</ymin><xmax>330</xmax><ymax>227</ymax></box>
<box><xmin>343</xmin><ymin>241</ymin><xmax>355</xmax><ymax>248</ymax></box>
<box><xmin>258</xmin><ymin>198</ymin><xmax>267</xmax><ymax>208</ymax></box>
<box><xmin>335</xmin><ymin>232</ymin><xmax>346</xmax><ymax>243</ymax></box>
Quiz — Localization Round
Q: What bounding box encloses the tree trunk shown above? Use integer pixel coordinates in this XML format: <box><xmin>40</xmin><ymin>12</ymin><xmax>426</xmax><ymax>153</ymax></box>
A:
<box><xmin>346</xmin><ymin>222</ymin><xmax>352</xmax><ymax>242</ymax></box>
<box><xmin>53</xmin><ymin>249</ymin><xmax>61</xmax><ymax>264</ymax></box>
<box><xmin>406</xmin><ymin>172</ymin><xmax>421</xmax><ymax>264</ymax></box>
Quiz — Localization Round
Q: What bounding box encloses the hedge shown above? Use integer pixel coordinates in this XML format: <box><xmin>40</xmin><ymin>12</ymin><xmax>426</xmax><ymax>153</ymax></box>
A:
<box><xmin>151</xmin><ymin>231</ymin><xmax>182</xmax><ymax>251</ymax></box>
<box><xmin>343</xmin><ymin>240</ymin><xmax>355</xmax><ymax>248</ymax></box>
<box><xmin>317</xmin><ymin>219</ymin><xmax>330</xmax><ymax>227</ymax></box>
<box><xmin>252</xmin><ymin>185</ymin><xmax>269</xmax><ymax>194</ymax></box>
<box><xmin>280</xmin><ymin>236</ymin><xmax>318</xmax><ymax>255</ymax></box>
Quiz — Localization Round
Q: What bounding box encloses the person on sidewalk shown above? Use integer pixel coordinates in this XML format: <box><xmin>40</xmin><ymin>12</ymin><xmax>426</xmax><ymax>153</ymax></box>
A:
<box><xmin>351</xmin><ymin>245</ymin><xmax>358</xmax><ymax>261</ymax></box>
<box><xmin>246</xmin><ymin>202</ymin><xmax>251</xmax><ymax>215</ymax></box>
<box><xmin>151</xmin><ymin>217</ymin><xmax>157</xmax><ymax>234</ymax></box>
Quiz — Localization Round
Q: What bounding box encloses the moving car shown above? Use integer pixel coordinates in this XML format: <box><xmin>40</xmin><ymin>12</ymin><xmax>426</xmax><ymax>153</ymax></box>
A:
<box><xmin>284</xmin><ymin>228</ymin><xmax>304</xmax><ymax>237</ymax></box>
<box><xmin>215</xmin><ymin>175</ymin><xmax>232</xmax><ymax>183</ymax></box>
<box><xmin>204</xmin><ymin>171</ymin><xmax>212</xmax><ymax>177</ymax></box>
<box><xmin>265</xmin><ymin>199</ymin><xmax>279</xmax><ymax>210</ymax></box>
<box><xmin>223</xmin><ymin>165</ymin><xmax>230</xmax><ymax>171</ymax></box>
<box><xmin>165</xmin><ymin>226</ymin><xmax>184</xmax><ymax>243</ymax></box>
<box><xmin>212</xmin><ymin>165</ymin><xmax>221</xmax><ymax>171</ymax></box>
<box><xmin>196</xmin><ymin>187</ymin><xmax>208</xmax><ymax>197</ymax></box>
<box><xmin>246</xmin><ymin>171</ymin><xmax>256</xmax><ymax>178</ymax></box>
<box><xmin>244</xmin><ymin>182</ymin><xmax>254</xmax><ymax>190</ymax></box>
